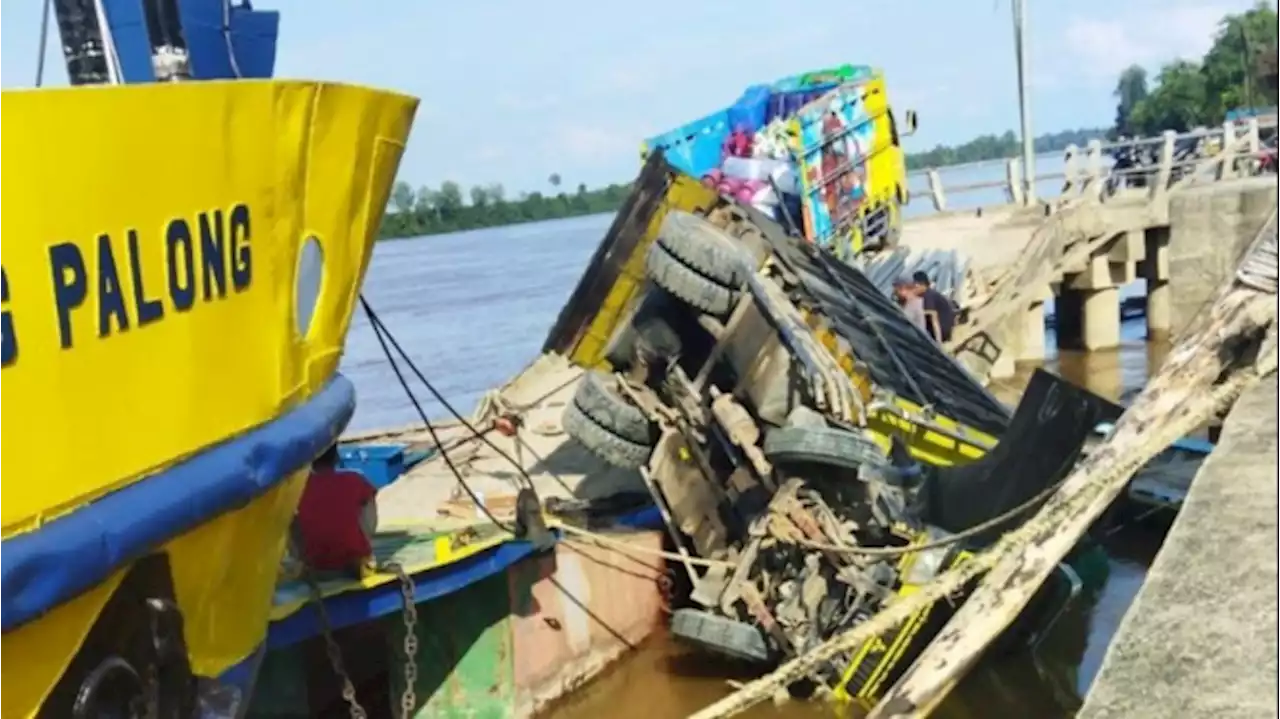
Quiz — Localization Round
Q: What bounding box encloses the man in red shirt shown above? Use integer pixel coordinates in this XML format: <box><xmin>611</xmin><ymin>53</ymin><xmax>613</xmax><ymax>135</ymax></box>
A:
<box><xmin>294</xmin><ymin>444</ymin><xmax>378</xmax><ymax>577</ymax></box>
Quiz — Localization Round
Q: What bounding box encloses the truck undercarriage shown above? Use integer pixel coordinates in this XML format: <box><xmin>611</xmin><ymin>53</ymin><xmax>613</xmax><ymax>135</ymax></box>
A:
<box><xmin>550</xmin><ymin>169</ymin><xmax>1123</xmax><ymax>702</ymax></box>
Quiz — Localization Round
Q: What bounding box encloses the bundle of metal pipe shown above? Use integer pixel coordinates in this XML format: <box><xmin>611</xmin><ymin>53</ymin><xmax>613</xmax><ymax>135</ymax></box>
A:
<box><xmin>858</xmin><ymin>248</ymin><xmax>971</xmax><ymax>306</ymax></box>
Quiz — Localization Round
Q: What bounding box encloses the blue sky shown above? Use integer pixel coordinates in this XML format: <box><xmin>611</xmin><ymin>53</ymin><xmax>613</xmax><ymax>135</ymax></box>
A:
<box><xmin>1</xmin><ymin>0</ymin><xmax>1261</xmax><ymax>194</ymax></box>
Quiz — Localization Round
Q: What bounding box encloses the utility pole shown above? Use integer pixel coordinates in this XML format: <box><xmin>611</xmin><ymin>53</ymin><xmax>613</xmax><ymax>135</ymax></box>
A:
<box><xmin>1012</xmin><ymin>0</ymin><xmax>1036</xmax><ymax>203</ymax></box>
<box><xmin>1240</xmin><ymin>22</ymin><xmax>1254</xmax><ymax>112</ymax></box>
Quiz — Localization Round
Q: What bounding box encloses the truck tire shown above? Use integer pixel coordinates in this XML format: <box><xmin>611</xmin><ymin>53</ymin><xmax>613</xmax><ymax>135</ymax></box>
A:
<box><xmin>670</xmin><ymin>609</ymin><xmax>772</xmax><ymax>664</ymax></box>
<box><xmin>656</xmin><ymin>211</ymin><xmax>754</xmax><ymax>288</ymax></box>
<box><xmin>603</xmin><ymin>293</ymin><xmax>684</xmax><ymax>370</ymax></box>
<box><xmin>762</xmin><ymin>425</ymin><xmax>886</xmax><ymax>471</ymax></box>
<box><xmin>571</xmin><ymin>370</ymin><xmax>653</xmax><ymax>445</ymax></box>
<box><xmin>645</xmin><ymin>242</ymin><xmax>738</xmax><ymax>316</ymax></box>
<box><xmin>562</xmin><ymin>402</ymin><xmax>652</xmax><ymax>469</ymax></box>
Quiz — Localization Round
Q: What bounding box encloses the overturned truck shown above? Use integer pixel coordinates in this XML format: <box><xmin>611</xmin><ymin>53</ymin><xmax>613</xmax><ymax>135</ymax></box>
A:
<box><xmin>542</xmin><ymin>152</ymin><xmax>1121</xmax><ymax>705</ymax></box>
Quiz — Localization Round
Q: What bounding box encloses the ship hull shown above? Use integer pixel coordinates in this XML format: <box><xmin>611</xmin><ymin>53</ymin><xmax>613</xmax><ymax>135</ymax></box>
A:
<box><xmin>1</xmin><ymin>79</ymin><xmax>417</xmax><ymax>717</ymax></box>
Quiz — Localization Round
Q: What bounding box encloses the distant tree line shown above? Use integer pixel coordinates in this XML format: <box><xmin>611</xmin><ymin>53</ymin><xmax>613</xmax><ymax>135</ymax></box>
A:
<box><xmin>380</xmin><ymin>124</ymin><xmax>1102</xmax><ymax>239</ymax></box>
<box><xmin>902</xmin><ymin>128</ymin><xmax>1108</xmax><ymax>170</ymax></box>
<box><xmin>379</xmin><ymin>125</ymin><xmax>1104</xmax><ymax>239</ymax></box>
<box><xmin>1111</xmin><ymin>2</ymin><xmax>1278</xmax><ymax>138</ymax></box>
<box><xmin>379</xmin><ymin>174</ymin><xmax>632</xmax><ymax>239</ymax></box>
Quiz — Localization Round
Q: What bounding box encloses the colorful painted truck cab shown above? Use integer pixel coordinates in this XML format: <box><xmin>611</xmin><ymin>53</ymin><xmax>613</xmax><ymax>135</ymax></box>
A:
<box><xmin>641</xmin><ymin>64</ymin><xmax>917</xmax><ymax>257</ymax></box>
<box><xmin>0</xmin><ymin>2</ymin><xmax>417</xmax><ymax>717</ymax></box>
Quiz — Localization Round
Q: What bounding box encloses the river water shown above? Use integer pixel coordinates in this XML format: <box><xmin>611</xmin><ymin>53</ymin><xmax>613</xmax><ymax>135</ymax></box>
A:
<box><xmin>339</xmin><ymin>157</ymin><xmax>1168</xmax><ymax>718</ymax></box>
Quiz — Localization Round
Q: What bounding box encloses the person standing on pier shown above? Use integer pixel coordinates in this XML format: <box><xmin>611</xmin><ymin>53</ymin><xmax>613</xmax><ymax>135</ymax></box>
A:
<box><xmin>913</xmin><ymin>270</ymin><xmax>956</xmax><ymax>343</ymax></box>
<box><xmin>893</xmin><ymin>276</ymin><xmax>929</xmax><ymax>334</ymax></box>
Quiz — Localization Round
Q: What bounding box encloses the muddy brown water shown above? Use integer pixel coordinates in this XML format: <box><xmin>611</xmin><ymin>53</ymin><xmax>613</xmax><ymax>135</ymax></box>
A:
<box><xmin>547</xmin><ymin>322</ymin><xmax>1173</xmax><ymax>719</ymax></box>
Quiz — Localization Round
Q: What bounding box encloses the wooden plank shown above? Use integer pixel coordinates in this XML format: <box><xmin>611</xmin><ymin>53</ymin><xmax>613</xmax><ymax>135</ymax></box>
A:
<box><xmin>865</xmin><ymin>210</ymin><xmax>1278</xmax><ymax>719</ymax></box>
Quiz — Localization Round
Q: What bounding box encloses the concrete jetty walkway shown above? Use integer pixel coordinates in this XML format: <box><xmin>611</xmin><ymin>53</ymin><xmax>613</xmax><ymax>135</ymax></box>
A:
<box><xmin>1079</xmin><ymin>375</ymin><xmax>1278</xmax><ymax>719</ymax></box>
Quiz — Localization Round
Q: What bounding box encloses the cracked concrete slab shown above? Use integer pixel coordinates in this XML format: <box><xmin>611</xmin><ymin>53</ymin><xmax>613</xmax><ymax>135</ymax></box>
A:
<box><xmin>1079</xmin><ymin>375</ymin><xmax>1278</xmax><ymax>719</ymax></box>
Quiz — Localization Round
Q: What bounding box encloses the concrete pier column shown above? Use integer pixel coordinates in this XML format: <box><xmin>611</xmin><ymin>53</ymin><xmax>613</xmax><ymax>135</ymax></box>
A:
<box><xmin>1056</xmin><ymin>287</ymin><xmax>1120</xmax><ymax>351</ymax></box>
<box><xmin>1146</xmin><ymin>279</ymin><xmax>1172</xmax><ymax>336</ymax></box>
<box><xmin>1055</xmin><ymin>289</ymin><xmax>1083</xmax><ymax>350</ymax></box>
<box><xmin>1142</xmin><ymin>226</ymin><xmax>1172</xmax><ymax>338</ymax></box>
<box><xmin>1081</xmin><ymin>287</ymin><xmax>1121</xmax><ymax>350</ymax></box>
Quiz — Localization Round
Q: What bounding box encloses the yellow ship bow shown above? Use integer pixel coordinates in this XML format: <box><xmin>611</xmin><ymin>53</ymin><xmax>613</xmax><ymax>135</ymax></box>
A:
<box><xmin>1</xmin><ymin>80</ymin><xmax>416</xmax><ymax>717</ymax></box>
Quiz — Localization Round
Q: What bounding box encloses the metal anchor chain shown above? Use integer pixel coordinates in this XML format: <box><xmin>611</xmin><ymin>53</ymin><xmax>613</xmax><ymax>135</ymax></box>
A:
<box><xmin>302</xmin><ymin>566</ymin><xmax>368</xmax><ymax>719</ymax></box>
<box><xmin>384</xmin><ymin>562</ymin><xmax>420</xmax><ymax>718</ymax></box>
<box><xmin>303</xmin><ymin>561</ymin><xmax>420</xmax><ymax>719</ymax></box>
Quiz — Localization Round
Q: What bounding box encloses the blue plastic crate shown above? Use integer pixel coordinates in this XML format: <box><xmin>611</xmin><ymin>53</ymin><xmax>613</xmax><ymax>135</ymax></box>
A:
<box><xmin>338</xmin><ymin>444</ymin><xmax>434</xmax><ymax>490</ymax></box>
<box><xmin>643</xmin><ymin>108</ymin><xmax>734</xmax><ymax>180</ymax></box>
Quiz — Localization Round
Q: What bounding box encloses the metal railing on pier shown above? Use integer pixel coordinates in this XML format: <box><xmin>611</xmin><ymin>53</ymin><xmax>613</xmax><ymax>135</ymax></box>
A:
<box><xmin>906</xmin><ymin>116</ymin><xmax>1279</xmax><ymax>215</ymax></box>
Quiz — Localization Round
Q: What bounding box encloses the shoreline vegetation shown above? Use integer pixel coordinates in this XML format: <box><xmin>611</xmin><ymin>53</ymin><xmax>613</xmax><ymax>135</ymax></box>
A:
<box><xmin>378</xmin><ymin>127</ymin><xmax>1104</xmax><ymax>240</ymax></box>
<box><xmin>1110</xmin><ymin>2</ymin><xmax>1275</xmax><ymax>139</ymax></box>
<box><xmin>380</xmin><ymin>3</ymin><xmax>1276</xmax><ymax>241</ymax></box>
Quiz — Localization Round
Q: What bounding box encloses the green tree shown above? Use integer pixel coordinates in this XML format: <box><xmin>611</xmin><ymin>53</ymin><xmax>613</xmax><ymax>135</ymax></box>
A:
<box><xmin>1129</xmin><ymin>60</ymin><xmax>1209</xmax><ymax>134</ymax></box>
<box><xmin>378</xmin><ymin>178</ymin><xmax>639</xmax><ymax>239</ymax></box>
<box><xmin>415</xmin><ymin>186</ymin><xmax>439</xmax><ymax>222</ymax></box>
<box><xmin>1112</xmin><ymin>65</ymin><xmax>1149</xmax><ymax>138</ymax></box>
<box><xmin>1259</xmin><ymin>50</ymin><xmax>1279</xmax><ymax>89</ymax></box>
<box><xmin>390</xmin><ymin>181</ymin><xmax>415</xmax><ymax>214</ymax></box>
<box><xmin>1113</xmin><ymin>3</ymin><xmax>1278</xmax><ymax>136</ymax></box>
<box><xmin>437</xmin><ymin>181</ymin><xmax>464</xmax><ymax>222</ymax></box>
<box><xmin>1201</xmin><ymin>2</ymin><xmax>1279</xmax><ymax>118</ymax></box>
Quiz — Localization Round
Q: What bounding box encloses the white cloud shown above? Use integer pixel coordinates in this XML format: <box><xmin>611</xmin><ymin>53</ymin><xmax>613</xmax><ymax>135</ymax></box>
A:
<box><xmin>584</xmin><ymin>54</ymin><xmax>674</xmax><ymax>97</ymax></box>
<box><xmin>1031</xmin><ymin>70</ymin><xmax>1061</xmax><ymax>90</ymax></box>
<box><xmin>1063</xmin><ymin>18</ymin><xmax>1137</xmax><ymax>79</ymax></box>
<box><xmin>895</xmin><ymin>82</ymin><xmax>955</xmax><ymax>111</ymax></box>
<box><xmin>475</xmin><ymin>145</ymin><xmax>507</xmax><ymax>161</ymax></box>
<box><xmin>494</xmin><ymin>92</ymin><xmax>561</xmax><ymax>111</ymax></box>
<box><xmin>551</xmin><ymin>125</ymin><xmax>638</xmax><ymax>164</ymax></box>
<box><xmin>1062</xmin><ymin>2</ymin><xmax>1235</xmax><ymax>80</ymax></box>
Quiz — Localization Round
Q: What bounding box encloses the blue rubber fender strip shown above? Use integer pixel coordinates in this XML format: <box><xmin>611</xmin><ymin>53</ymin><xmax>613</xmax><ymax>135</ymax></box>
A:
<box><xmin>264</xmin><ymin>492</ymin><xmax>664</xmax><ymax>648</ymax></box>
<box><xmin>1</xmin><ymin>375</ymin><xmax>357</xmax><ymax>632</ymax></box>
<box><xmin>265</xmin><ymin>536</ymin><xmax>547</xmax><ymax>649</ymax></box>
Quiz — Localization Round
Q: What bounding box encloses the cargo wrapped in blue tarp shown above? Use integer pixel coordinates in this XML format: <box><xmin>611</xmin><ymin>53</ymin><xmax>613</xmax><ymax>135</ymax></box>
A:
<box><xmin>727</xmin><ymin>84</ymin><xmax>773</xmax><ymax>135</ymax></box>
